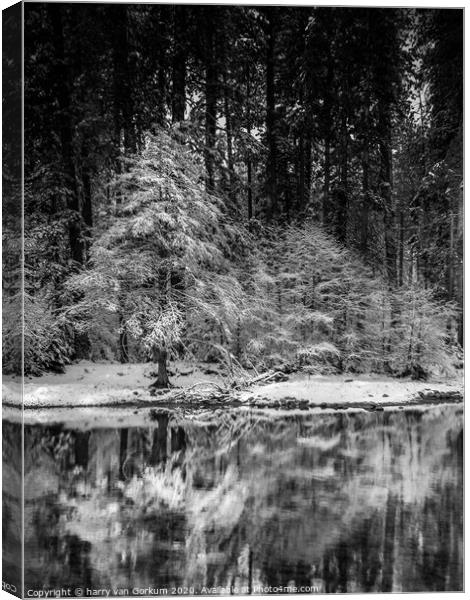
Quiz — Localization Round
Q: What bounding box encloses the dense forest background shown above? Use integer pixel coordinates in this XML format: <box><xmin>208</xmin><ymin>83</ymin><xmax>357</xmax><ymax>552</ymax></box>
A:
<box><xmin>3</xmin><ymin>5</ymin><xmax>463</xmax><ymax>383</ymax></box>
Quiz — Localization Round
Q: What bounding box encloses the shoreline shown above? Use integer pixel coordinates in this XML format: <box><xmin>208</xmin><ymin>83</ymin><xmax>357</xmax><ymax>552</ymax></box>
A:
<box><xmin>2</xmin><ymin>398</ymin><xmax>463</xmax><ymax>429</ymax></box>
<box><xmin>2</xmin><ymin>364</ymin><xmax>463</xmax><ymax>414</ymax></box>
<box><xmin>2</xmin><ymin>360</ymin><xmax>463</xmax><ymax>416</ymax></box>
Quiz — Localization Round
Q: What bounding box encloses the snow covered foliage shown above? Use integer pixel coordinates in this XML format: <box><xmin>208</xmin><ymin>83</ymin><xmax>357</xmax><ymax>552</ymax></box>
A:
<box><xmin>3</xmin><ymin>226</ymin><xmax>73</xmax><ymax>376</ymax></box>
<box><xmin>263</xmin><ymin>223</ymin><xmax>458</xmax><ymax>377</ymax></box>
<box><xmin>60</xmin><ymin>132</ymin><xmax>457</xmax><ymax>380</ymax></box>
<box><xmin>3</xmin><ymin>283</ymin><xmax>73</xmax><ymax>377</ymax></box>
<box><xmin>64</xmin><ymin>132</ymin><xmax>256</xmax><ymax>366</ymax></box>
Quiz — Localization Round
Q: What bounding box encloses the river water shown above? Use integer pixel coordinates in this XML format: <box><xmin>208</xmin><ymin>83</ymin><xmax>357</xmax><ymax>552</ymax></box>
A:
<box><xmin>3</xmin><ymin>404</ymin><xmax>463</xmax><ymax>594</ymax></box>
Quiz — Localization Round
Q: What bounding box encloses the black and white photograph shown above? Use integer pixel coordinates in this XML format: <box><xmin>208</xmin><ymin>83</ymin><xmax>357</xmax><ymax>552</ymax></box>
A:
<box><xmin>2</xmin><ymin>1</ymin><xmax>464</xmax><ymax>597</ymax></box>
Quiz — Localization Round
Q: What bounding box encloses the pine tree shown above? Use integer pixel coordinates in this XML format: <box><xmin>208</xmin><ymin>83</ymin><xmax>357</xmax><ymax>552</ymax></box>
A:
<box><xmin>63</xmin><ymin>132</ymin><xmax>255</xmax><ymax>385</ymax></box>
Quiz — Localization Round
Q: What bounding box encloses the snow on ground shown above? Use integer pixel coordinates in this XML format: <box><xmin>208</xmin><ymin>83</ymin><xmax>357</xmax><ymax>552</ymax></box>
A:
<box><xmin>2</xmin><ymin>360</ymin><xmax>463</xmax><ymax>410</ymax></box>
<box><xmin>3</xmin><ymin>360</ymin><xmax>227</xmax><ymax>408</ymax></box>
<box><xmin>239</xmin><ymin>373</ymin><xmax>463</xmax><ymax>406</ymax></box>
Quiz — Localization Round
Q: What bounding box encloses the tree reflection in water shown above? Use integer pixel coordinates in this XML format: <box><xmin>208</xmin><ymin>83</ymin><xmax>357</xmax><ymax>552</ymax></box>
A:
<box><xmin>4</xmin><ymin>405</ymin><xmax>462</xmax><ymax>594</ymax></box>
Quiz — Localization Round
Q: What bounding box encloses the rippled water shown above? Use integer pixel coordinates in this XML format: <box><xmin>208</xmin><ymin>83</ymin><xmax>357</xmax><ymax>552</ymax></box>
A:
<box><xmin>3</xmin><ymin>405</ymin><xmax>463</xmax><ymax>594</ymax></box>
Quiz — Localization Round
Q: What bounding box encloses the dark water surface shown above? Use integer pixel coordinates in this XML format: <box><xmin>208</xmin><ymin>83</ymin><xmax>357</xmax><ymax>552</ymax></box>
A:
<box><xmin>3</xmin><ymin>405</ymin><xmax>463</xmax><ymax>594</ymax></box>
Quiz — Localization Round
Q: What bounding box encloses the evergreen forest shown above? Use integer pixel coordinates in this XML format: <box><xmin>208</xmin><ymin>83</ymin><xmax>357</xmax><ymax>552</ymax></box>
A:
<box><xmin>3</xmin><ymin>4</ymin><xmax>463</xmax><ymax>385</ymax></box>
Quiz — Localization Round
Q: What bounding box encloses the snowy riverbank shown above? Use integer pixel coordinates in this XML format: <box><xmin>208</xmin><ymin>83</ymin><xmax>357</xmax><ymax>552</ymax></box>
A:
<box><xmin>2</xmin><ymin>360</ymin><xmax>463</xmax><ymax>411</ymax></box>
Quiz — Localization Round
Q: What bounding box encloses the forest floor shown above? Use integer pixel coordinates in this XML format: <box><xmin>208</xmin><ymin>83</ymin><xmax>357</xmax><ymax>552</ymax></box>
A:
<box><xmin>2</xmin><ymin>359</ymin><xmax>463</xmax><ymax>412</ymax></box>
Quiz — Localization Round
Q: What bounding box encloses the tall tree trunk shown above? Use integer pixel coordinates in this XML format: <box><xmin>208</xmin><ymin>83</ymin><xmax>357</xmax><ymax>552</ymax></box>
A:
<box><xmin>361</xmin><ymin>152</ymin><xmax>369</xmax><ymax>254</ymax></box>
<box><xmin>81</xmin><ymin>145</ymin><xmax>93</xmax><ymax>262</ymax></box>
<box><xmin>223</xmin><ymin>69</ymin><xmax>235</xmax><ymax>199</ymax></box>
<box><xmin>379</xmin><ymin>109</ymin><xmax>397</xmax><ymax>287</ymax></box>
<box><xmin>398</xmin><ymin>209</ymin><xmax>404</xmax><ymax>286</ymax></box>
<box><xmin>75</xmin><ymin>151</ymin><xmax>93</xmax><ymax>359</ymax></box>
<box><xmin>246</xmin><ymin>65</ymin><xmax>254</xmax><ymax>221</ymax></box>
<box><xmin>361</xmin><ymin>14</ymin><xmax>372</xmax><ymax>254</ymax></box>
<box><xmin>323</xmin><ymin>133</ymin><xmax>331</xmax><ymax>225</ymax></box>
<box><xmin>305</xmin><ymin>137</ymin><xmax>312</xmax><ymax>208</ymax></box>
<box><xmin>382</xmin><ymin>167</ymin><xmax>397</xmax><ymax>287</ymax></box>
<box><xmin>247</xmin><ymin>160</ymin><xmax>253</xmax><ymax>221</ymax></box>
<box><xmin>82</xmin><ymin>167</ymin><xmax>93</xmax><ymax>233</ymax></box>
<box><xmin>112</xmin><ymin>6</ymin><xmax>135</xmax><ymax>361</ymax></box>
<box><xmin>298</xmin><ymin>133</ymin><xmax>305</xmax><ymax>210</ymax></box>
<box><xmin>156</xmin><ymin>64</ymin><xmax>167</xmax><ymax>128</ymax></box>
<box><xmin>449</xmin><ymin>181</ymin><xmax>463</xmax><ymax>346</ymax></box>
<box><xmin>455</xmin><ymin>183</ymin><xmax>463</xmax><ymax>345</ymax></box>
<box><xmin>448</xmin><ymin>192</ymin><xmax>456</xmax><ymax>299</ymax></box>
<box><xmin>379</xmin><ymin>104</ymin><xmax>399</xmax><ymax>373</ymax></box>
<box><xmin>112</xmin><ymin>5</ymin><xmax>135</xmax><ymax>155</ymax></box>
<box><xmin>322</xmin><ymin>60</ymin><xmax>333</xmax><ymax>225</ymax></box>
<box><xmin>265</xmin><ymin>11</ymin><xmax>277</xmax><ymax>219</ymax></box>
<box><xmin>204</xmin><ymin>10</ymin><xmax>218</xmax><ymax>193</ymax></box>
<box><xmin>171</xmin><ymin>6</ymin><xmax>186</xmax><ymax>123</ymax></box>
<box><xmin>74</xmin><ymin>13</ymin><xmax>93</xmax><ymax>260</ymax></box>
<box><xmin>48</xmin><ymin>5</ymin><xmax>83</xmax><ymax>266</ymax></box>
<box><xmin>337</xmin><ymin>108</ymin><xmax>348</xmax><ymax>242</ymax></box>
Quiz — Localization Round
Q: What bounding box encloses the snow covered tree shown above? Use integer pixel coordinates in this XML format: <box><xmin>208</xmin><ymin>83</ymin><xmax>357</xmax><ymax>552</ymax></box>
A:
<box><xmin>267</xmin><ymin>222</ymin><xmax>457</xmax><ymax>378</ymax></box>
<box><xmin>63</xmin><ymin>131</ymin><xmax>254</xmax><ymax>387</ymax></box>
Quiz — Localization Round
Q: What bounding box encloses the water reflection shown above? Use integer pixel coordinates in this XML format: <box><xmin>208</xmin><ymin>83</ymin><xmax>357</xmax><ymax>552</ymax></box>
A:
<box><xmin>4</xmin><ymin>405</ymin><xmax>463</xmax><ymax>594</ymax></box>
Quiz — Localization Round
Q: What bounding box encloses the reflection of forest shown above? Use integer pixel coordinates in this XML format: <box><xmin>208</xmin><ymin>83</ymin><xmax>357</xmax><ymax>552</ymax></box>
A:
<box><xmin>9</xmin><ymin>406</ymin><xmax>462</xmax><ymax>593</ymax></box>
<box><xmin>3</xmin><ymin>420</ymin><xmax>23</xmax><ymax>596</ymax></box>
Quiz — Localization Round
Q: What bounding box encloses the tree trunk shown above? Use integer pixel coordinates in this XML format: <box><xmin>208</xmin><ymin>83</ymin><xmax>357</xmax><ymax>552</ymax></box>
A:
<box><xmin>112</xmin><ymin>7</ymin><xmax>135</xmax><ymax>359</ymax></box>
<box><xmin>247</xmin><ymin>159</ymin><xmax>253</xmax><ymax>221</ymax></box>
<box><xmin>298</xmin><ymin>133</ymin><xmax>305</xmax><ymax>210</ymax></box>
<box><xmin>112</xmin><ymin>5</ymin><xmax>136</xmax><ymax>155</ymax></box>
<box><xmin>265</xmin><ymin>11</ymin><xmax>277</xmax><ymax>219</ymax></box>
<box><xmin>361</xmin><ymin>154</ymin><xmax>369</xmax><ymax>254</ymax></box>
<box><xmin>81</xmin><ymin>145</ymin><xmax>93</xmax><ymax>271</ymax></box>
<box><xmin>48</xmin><ymin>5</ymin><xmax>83</xmax><ymax>266</ymax></box>
<box><xmin>156</xmin><ymin>64</ymin><xmax>166</xmax><ymax>128</ymax></box>
<box><xmin>74</xmin><ymin>16</ymin><xmax>93</xmax><ymax>261</ymax></box>
<box><xmin>379</xmin><ymin>109</ymin><xmax>397</xmax><ymax>287</ymax></box>
<box><xmin>448</xmin><ymin>193</ymin><xmax>455</xmax><ymax>299</ymax></box>
<box><xmin>82</xmin><ymin>167</ymin><xmax>93</xmax><ymax>234</ymax></box>
<box><xmin>322</xmin><ymin>59</ymin><xmax>333</xmax><ymax>225</ymax></box>
<box><xmin>336</xmin><ymin>109</ymin><xmax>349</xmax><ymax>243</ymax></box>
<box><xmin>118</xmin><ymin>313</ymin><xmax>129</xmax><ymax>363</ymax></box>
<box><xmin>305</xmin><ymin>137</ymin><xmax>312</xmax><ymax>208</ymax></box>
<box><xmin>171</xmin><ymin>6</ymin><xmax>186</xmax><ymax>123</ymax></box>
<box><xmin>383</xmin><ymin>171</ymin><xmax>397</xmax><ymax>287</ymax></box>
<box><xmin>223</xmin><ymin>69</ymin><xmax>235</xmax><ymax>199</ymax></box>
<box><xmin>361</xmin><ymin>15</ymin><xmax>371</xmax><ymax>255</ymax></box>
<box><xmin>455</xmin><ymin>183</ymin><xmax>463</xmax><ymax>345</ymax></box>
<box><xmin>151</xmin><ymin>346</ymin><xmax>170</xmax><ymax>388</ymax></box>
<box><xmin>323</xmin><ymin>133</ymin><xmax>331</xmax><ymax>225</ymax></box>
<box><xmin>378</xmin><ymin>103</ymin><xmax>399</xmax><ymax>372</ymax></box>
<box><xmin>204</xmin><ymin>10</ymin><xmax>218</xmax><ymax>193</ymax></box>
<box><xmin>246</xmin><ymin>65</ymin><xmax>254</xmax><ymax>222</ymax></box>
<box><xmin>398</xmin><ymin>210</ymin><xmax>404</xmax><ymax>286</ymax></box>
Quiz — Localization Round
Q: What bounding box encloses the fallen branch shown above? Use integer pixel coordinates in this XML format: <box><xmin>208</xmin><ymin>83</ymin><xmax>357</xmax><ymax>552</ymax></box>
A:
<box><xmin>182</xmin><ymin>381</ymin><xmax>227</xmax><ymax>393</ymax></box>
<box><xmin>148</xmin><ymin>370</ymin><xmax>289</xmax><ymax>405</ymax></box>
<box><xmin>248</xmin><ymin>370</ymin><xmax>289</xmax><ymax>385</ymax></box>
<box><xmin>150</xmin><ymin>380</ymin><xmax>231</xmax><ymax>403</ymax></box>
